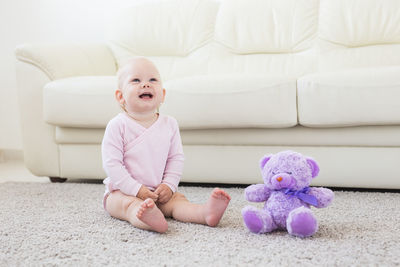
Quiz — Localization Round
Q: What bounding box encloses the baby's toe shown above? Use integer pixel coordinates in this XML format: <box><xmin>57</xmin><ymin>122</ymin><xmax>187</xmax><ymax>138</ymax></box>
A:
<box><xmin>139</xmin><ymin>202</ymin><xmax>148</xmax><ymax>209</ymax></box>
<box><xmin>144</xmin><ymin>198</ymin><xmax>155</xmax><ymax>208</ymax></box>
<box><xmin>212</xmin><ymin>188</ymin><xmax>223</xmax><ymax>196</ymax></box>
<box><xmin>214</xmin><ymin>189</ymin><xmax>230</xmax><ymax>200</ymax></box>
<box><xmin>137</xmin><ymin>210</ymin><xmax>143</xmax><ymax>218</ymax></box>
<box><xmin>221</xmin><ymin>191</ymin><xmax>231</xmax><ymax>200</ymax></box>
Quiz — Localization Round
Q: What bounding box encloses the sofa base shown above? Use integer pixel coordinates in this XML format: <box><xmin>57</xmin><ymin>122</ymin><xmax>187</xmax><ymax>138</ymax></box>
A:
<box><xmin>49</xmin><ymin>177</ymin><xmax>67</xmax><ymax>183</ymax></box>
<box><xmin>57</xmin><ymin>144</ymin><xmax>400</xmax><ymax>189</ymax></box>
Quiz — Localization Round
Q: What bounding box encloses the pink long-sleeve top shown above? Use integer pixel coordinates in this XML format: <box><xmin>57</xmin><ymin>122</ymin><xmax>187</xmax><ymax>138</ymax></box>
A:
<box><xmin>102</xmin><ymin>113</ymin><xmax>184</xmax><ymax>196</ymax></box>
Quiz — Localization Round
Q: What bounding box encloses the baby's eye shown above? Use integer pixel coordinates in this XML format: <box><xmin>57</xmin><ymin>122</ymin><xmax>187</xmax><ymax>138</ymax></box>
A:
<box><xmin>150</xmin><ymin>78</ymin><xmax>158</xmax><ymax>82</ymax></box>
<box><xmin>272</xmin><ymin>171</ymin><xmax>276</xmax><ymax>175</ymax></box>
<box><xmin>286</xmin><ymin>172</ymin><xmax>292</xmax><ymax>175</ymax></box>
<box><xmin>132</xmin><ymin>78</ymin><xmax>140</xmax><ymax>83</ymax></box>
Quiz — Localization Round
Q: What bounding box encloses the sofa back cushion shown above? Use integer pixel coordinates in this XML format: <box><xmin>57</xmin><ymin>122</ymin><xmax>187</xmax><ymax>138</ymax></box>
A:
<box><xmin>106</xmin><ymin>0</ymin><xmax>400</xmax><ymax>79</ymax></box>
<box><xmin>107</xmin><ymin>0</ymin><xmax>219</xmax><ymax>57</ymax></box>
<box><xmin>107</xmin><ymin>0</ymin><xmax>318</xmax><ymax>80</ymax></box>
<box><xmin>319</xmin><ymin>0</ymin><xmax>400</xmax><ymax>47</ymax></box>
<box><xmin>318</xmin><ymin>0</ymin><xmax>400</xmax><ymax>72</ymax></box>
<box><xmin>214</xmin><ymin>0</ymin><xmax>318</xmax><ymax>54</ymax></box>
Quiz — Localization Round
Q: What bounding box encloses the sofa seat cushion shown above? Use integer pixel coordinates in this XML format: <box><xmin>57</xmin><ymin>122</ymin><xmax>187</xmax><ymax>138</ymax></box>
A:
<box><xmin>161</xmin><ymin>74</ymin><xmax>297</xmax><ymax>128</ymax></box>
<box><xmin>44</xmin><ymin>76</ymin><xmax>120</xmax><ymax>128</ymax></box>
<box><xmin>44</xmin><ymin>74</ymin><xmax>297</xmax><ymax>129</ymax></box>
<box><xmin>297</xmin><ymin>66</ymin><xmax>400</xmax><ymax>127</ymax></box>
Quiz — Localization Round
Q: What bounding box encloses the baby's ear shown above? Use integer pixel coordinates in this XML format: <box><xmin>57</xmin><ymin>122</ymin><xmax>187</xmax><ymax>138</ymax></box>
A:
<box><xmin>115</xmin><ymin>89</ymin><xmax>124</xmax><ymax>104</ymax></box>
<box><xmin>306</xmin><ymin>157</ymin><xmax>320</xmax><ymax>178</ymax></box>
<box><xmin>162</xmin><ymin>88</ymin><xmax>166</xmax><ymax>102</ymax></box>
<box><xmin>260</xmin><ymin>155</ymin><xmax>272</xmax><ymax>170</ymax></box>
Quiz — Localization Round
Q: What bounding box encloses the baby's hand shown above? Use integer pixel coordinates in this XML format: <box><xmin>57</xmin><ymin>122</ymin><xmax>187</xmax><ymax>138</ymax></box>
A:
<box><xmin>137</xmin><ymin>185</ymin><xmax>158</xmax><ymax>202</ymax></box>
<box><xmin>154</xmin><ymin>184</ymin><xmax>173</xmax><ymax>204</ymax></box>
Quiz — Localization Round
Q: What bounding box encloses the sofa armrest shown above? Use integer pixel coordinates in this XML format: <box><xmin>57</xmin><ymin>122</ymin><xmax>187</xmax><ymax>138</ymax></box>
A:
<box><xmin>15</xmin><ymin>43</ymin><xmax>117</xmax><ymax>80</ymax></box>
<box><xmin>14</xmin><ymin>43</ymin><xmax>116</xmax><ymax>178</ymax></box>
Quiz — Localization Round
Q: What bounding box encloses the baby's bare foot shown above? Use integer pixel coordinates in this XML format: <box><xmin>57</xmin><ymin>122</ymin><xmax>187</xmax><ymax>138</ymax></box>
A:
<box><xmin>137</xmin><ymin>198</ymin><xmax>168</xmax><ymax>233</ymax></box>
<box><xmin>204</xmin><ymin>188</ymin><xmax>231</xmax><ymax>227</ymax></box>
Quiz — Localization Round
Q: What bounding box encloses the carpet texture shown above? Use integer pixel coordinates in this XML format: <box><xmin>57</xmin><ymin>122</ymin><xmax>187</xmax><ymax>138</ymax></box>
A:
<box><xmin>1</xmin><ymin>182</ymin><xmax>399</xmax><ymax>266</ymax></box>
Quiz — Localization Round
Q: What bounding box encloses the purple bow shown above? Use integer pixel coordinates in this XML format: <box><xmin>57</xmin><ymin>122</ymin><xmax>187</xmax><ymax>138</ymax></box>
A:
<box><xmin>281</xmin><ymin>187</ymin><xmax>318</xmax><ymax>206</ymax></box>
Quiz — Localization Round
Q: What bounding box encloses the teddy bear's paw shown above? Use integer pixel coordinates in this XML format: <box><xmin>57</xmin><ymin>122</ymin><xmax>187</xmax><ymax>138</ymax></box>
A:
<box><xmin>318</xmin><ymin>188</ymin><xmax>335</xmax><ymax>208</ymax></box>
<box><xmin>242</xmin><ymin>206</ymin><xmax>276</xmax><ymax>234</ymax></box>
<box><xmin>287</xmin><ymin>207</ymin><xmax>318</xmax><ymax>238</ymax></box>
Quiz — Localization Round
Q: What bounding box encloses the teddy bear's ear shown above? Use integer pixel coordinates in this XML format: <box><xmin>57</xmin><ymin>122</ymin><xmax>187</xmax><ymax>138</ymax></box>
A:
<box><xmin>260</xmin><ymin>155</ymin><xmax>272</xmax><ymax>169</ymax></box>
<box><xmin>306</xmin><ymin>158</ymin><xmax>320</xmax><ymax>178</ymax></box>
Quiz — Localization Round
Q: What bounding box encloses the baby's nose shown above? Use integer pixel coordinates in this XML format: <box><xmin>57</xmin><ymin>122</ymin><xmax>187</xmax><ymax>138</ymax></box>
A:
<box><xmin>276</xmin><ymin>177</ymin><xmax>283</xmax><ymax>182</ymax></box>
<box><xmin>142</xmin><ymin>83</ymin><xmax>150</xmax><ymax>88</ymax></box>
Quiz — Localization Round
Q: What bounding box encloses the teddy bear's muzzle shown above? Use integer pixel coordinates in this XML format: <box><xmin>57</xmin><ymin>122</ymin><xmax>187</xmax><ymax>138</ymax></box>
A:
<box><xmin>271</xmin><ymin>174</ymin><xmax>295</xmax><ymax>189</ymax></box>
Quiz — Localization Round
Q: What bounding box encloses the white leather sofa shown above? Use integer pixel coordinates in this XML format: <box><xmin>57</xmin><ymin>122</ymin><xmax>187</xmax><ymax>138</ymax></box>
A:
<box><xmin>15</xmin><ymin>0</ymin><xmax>400</xmax><ymax>188</ymax></box>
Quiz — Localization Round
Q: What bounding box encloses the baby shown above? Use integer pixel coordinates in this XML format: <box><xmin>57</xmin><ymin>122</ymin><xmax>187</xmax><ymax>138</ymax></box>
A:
<box><xmin>102</xmin><ymin>57</ymin><xmax>231</xmax><ymax>233</ymax></box>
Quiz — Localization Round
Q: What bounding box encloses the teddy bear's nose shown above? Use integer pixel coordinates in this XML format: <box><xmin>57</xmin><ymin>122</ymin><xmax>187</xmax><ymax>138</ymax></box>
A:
<box><xmin>276</xmin><ymin>177</ymin><xmax>283</xmax><ymax>182</ymax></box>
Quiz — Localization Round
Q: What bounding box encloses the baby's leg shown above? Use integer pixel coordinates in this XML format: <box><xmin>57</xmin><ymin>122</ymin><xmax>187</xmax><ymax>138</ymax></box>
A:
<box><xmin>106</xmin><ymin>190</ymin><xmax>168</xmax><ymax>233</ymax></box>
<box><xmin>158</xmin><ymin>188</ymin><xmax>231</xmax><ymax>227</ymax></box>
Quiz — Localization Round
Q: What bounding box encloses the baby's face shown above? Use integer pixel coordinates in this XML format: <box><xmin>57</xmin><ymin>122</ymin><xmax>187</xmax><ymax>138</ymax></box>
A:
<box><xmin>117</xmin><ymin>58</ymin><xmax>165</xmax><ymax>114</ymax></box>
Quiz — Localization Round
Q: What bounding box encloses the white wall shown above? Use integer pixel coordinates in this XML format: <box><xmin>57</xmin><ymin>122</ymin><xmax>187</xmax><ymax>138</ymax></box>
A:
<box><xmin>0</xmin><ymin>0</ymin><xmax>145</xmax><ymax>150</ymax></box>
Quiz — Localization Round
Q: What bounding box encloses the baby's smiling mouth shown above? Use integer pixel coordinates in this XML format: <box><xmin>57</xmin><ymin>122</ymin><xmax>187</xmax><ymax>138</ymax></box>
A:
<box><xmin>139</xmin><ymin>93</ymin><xmax>153</xmax><ymax>99</ymax></box>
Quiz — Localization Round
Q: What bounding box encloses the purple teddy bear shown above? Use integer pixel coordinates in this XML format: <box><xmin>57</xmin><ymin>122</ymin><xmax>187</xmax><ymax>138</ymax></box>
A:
<box><xmin>242</xmin><ymin>150</ymin><xmax>334</xmax><ymax>238</ymax></box>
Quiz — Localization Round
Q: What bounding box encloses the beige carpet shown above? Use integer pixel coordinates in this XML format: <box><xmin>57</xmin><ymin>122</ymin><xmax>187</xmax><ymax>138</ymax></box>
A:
<box><xmin>0</xmin><ymin>182</ymin><xmax>399</xmax><ymax>266</ymax></box>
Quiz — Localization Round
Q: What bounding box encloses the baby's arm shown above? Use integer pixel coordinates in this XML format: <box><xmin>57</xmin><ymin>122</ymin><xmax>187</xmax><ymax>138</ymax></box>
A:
<box><xmin>308</xmin><ymin>187</ymin><xmax>334</xmax><ymax>208</ymax></box>
<box><xmin>245</xmin><ymin>184</ymin><xmax>271</xmax><ymax>202</ymax></box>
<box><xmin>161</xmin><ymin>119</ymin><xmax>184</xmax><ymax>196</ymax></box>
<box><xmin>102</xmin><ymin>119</ymin><xmax>156</xmax><ymax>200</ymax></box>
